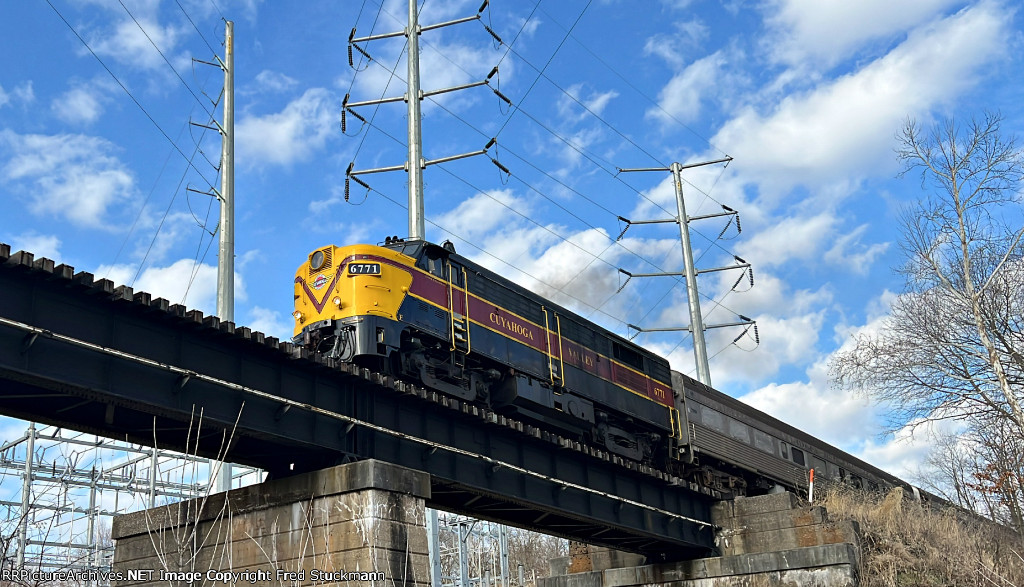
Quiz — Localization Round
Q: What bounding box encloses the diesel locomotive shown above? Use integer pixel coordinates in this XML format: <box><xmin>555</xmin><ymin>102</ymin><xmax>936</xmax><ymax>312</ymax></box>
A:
<box><xmin>293</xmin><ymin>238</ymin><xmax>932</xmax><ymax>499</ymax></box>
<box><xmin>293</xmin><ymin>238</ymin><xmax>679</xmax><ymax>466</ymax></box>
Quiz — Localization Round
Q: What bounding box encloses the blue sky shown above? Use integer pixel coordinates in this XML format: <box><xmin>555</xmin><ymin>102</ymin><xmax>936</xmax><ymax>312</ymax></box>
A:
<box><xmin>2</xmin><ymin>0</ymin><xmax>1022</xmax><ymax>481</ymax></box>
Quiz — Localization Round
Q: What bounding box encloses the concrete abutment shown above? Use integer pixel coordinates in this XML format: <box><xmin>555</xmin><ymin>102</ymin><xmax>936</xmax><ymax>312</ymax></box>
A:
<box><xmin>543</xmin><ymin>492</ymin><xmax>860</xmax><ymax>587</ymax></box>
<box><xmin>110</xmin><ymin>460</ymin><xmax>430</xmax><ymax>586</ymax></box>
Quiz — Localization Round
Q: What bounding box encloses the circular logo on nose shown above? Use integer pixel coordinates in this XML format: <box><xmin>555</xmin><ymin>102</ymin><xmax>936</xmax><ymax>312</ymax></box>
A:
<box><xmin>312</xmin><ymin>274</ymin><xmax>330</xmax><ymax>290</ymax></box>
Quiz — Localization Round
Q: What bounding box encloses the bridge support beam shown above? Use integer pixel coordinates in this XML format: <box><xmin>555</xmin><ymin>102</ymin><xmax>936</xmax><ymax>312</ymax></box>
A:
<box><xmin>542</xmin><ymin>492</ymin><xmax>860</xmax><ymax>587</ymax></box>
<box><xmin>110</xmin><ymin>460</ymin><xmax>430</xmax><ymax>586</ymax></box>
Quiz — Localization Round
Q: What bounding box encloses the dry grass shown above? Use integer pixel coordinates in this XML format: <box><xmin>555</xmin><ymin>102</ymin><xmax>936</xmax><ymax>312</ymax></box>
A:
<box><xmin>818</xmin><ymin>484</ymin><xmax>1024</xmax><ymax>587</ymax></box>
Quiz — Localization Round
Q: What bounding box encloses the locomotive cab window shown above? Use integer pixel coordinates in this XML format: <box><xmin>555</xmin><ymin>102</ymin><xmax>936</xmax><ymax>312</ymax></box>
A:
<box><xmin>401</xmin><ymin>242</ymin><xmax>423</xmax><ymax>258</ymax></box>
<box><xmin>447</xmin><ymin>262</ymin><xmax>465</xmax><ymax>288</ymax></box>
<box><xmin>417</xmin><ymin>247</ymin><xmax>445</xmax><ymax>279</ymax></box>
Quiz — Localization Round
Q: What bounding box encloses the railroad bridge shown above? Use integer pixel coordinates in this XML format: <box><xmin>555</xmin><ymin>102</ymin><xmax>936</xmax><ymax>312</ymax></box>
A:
<box><xmin>0</xmin><ymin>243</ymin><xmax>717</xmax><ymax>560</ymax></box>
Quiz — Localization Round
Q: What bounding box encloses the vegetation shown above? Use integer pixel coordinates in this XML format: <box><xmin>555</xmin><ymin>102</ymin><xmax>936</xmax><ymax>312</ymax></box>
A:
<box><xmin>831</xmin><ymin>113</ymin><xmax>1024</xmax><ymax>534</ymax></box>
<box><xmin>819</xmin><ymin>483</ymin><xmax>1024</xmax><ymax>587</ymax></box>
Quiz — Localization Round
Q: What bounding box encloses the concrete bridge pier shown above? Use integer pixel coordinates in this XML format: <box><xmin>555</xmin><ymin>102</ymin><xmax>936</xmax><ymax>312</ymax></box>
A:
<box><xmin>110</xmin><ymin>460</ymin><xmax>430</xmax><ymax>586</ymax></box>
<box><xmin>543</xmin><ymin>492</ymin><xmax>861</xmax><ymax>587</ymax></box>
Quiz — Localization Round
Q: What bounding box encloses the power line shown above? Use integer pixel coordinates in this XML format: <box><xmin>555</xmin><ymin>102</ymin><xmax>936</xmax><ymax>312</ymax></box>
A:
<box><xmin>206</xmin><ymin>0</ymin><xmax>226</xmax><ymax>21</ymax></box>
<box><xmin>45</xmin><ymin>0</ymin><xmax>219</xmax><ymax>190</ymax></box>
<box><xmin>391</xmin><ymin>26</ymin><xmax>735</xmax><ymax>234</ymax></box>
<box><xmin>344</xmin><ymin>0</ymin><xmax>414</xmax><ymax>165</ymax></box>
<box><xmin>492</xmin><ymin>0</ymin><xmax>593</xmax><ymax>139</ymax></box>
<box><xmin>116</xmin><ymin>0</ymin><xmax>215</xmax><ymax>119</ymax></box>
<box><xmin>176</xmin><ymin>0</ymin><xmax>218</xmax><ymax>56</ymax></box>
<box><xmin>350</xmin><ymin>47</ymin><xmax>749</xmax><ymax>339</ymax></box>
<box><xmin>131</xmin><ymin>122</ymin><xmax>219</xmax><ymax>288</ymax></box>
<box><xmin>342</xmin><ymin>1</ymin><xmax>752</xmax><ymax>360</ymax></box>
<box><xmin>536</xmin><ymin>4</ymin><xmax>729</xmax><ymax>160</ymax></box>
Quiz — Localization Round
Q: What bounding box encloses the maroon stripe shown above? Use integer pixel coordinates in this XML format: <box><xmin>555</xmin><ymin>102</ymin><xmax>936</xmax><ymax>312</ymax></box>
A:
<box><xmin>470</xmin><ymin>297</ymin><xmax>546</xmax><ymax>350</ymax></box>
<box><xmin>560</xmin><ymin>338</ymin><xmax>608</xmax><ymax>378</ymax></box>
<box><xmin>343</xmin><ymin>251</ymin><xmax>672</xmax><ymax>405</ymax></box>
<box><xmin>296</xmin><ymin>267</ymin><xmax>343</xmax><ymax>313</ymax></box>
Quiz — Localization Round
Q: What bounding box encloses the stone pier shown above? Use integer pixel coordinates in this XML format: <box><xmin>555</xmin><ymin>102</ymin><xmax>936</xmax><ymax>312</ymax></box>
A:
<box><xmin>110</xmin><ymin>460</ymin><xmax>430</xmax><ymax>586</ymax></box>
<box><xmin>542</xmin><ymin>492</ymin><xmax>860</xmax><ymax>587</ymax></box>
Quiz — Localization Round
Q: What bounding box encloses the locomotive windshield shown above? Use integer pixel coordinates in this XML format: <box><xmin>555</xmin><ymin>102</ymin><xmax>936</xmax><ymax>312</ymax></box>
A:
<box><xmin>381</xmin><ymin>239</ymin><xmax>423</xmax><ymax>258</ymax></box>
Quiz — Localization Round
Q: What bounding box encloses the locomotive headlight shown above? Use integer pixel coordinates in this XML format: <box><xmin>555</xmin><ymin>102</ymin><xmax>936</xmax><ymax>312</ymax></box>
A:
<box><xmin>292</xmin><ymin>310</ymin><xmax>304</xmax><ymax>322</ymax></box>
<box><xmin>333</xmin><ymin>297</ymin><xmax>342</xmax><ymax>307</ymax></box>
<box><xmin>310</xmin><ymin>250</ymin><xmax>326</xmax><ymax>272</ymax></box>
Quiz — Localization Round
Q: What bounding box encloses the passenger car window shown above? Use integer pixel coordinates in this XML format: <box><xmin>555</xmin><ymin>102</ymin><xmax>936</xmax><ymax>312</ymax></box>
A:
<box><xmin>791</xmin><ymin>447</ymin><xmax>805</xmax><ymax>467</ymax></box>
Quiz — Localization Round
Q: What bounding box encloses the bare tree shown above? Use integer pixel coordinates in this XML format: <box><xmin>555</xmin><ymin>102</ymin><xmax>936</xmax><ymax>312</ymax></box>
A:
<box><xmin>832</xmin><ymin>113</ymin><xmax>1024</xmax><ymax>436</ymax></box>
<box><xmin>966</xmin><ymin>420</ymin><xmax>1024</xmax><ymax>535</ymax></box>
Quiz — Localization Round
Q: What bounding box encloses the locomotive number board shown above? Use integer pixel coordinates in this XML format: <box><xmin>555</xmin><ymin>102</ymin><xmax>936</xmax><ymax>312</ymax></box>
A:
<box><xmin>348</xmin><ymin>263</ymin><xmax>381</xmax><ymax>275</ymax></box>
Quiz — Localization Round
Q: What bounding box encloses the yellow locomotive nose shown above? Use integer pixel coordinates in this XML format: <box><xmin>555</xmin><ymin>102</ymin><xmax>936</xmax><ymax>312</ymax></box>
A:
<box><xmin>292</xmin><ymin>244</ymin><xmax>414</xmax><ymax>338</ymax></box>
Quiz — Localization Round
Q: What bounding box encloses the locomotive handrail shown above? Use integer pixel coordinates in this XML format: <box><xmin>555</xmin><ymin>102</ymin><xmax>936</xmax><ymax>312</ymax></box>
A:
<box><xmin>669</xmin><ymin>406</ymin><xmax>681</xmax><ymax>439</ymax></box>
<box><xmin>445</xmin><ymin>262</ymin><xmax>472</xmax><ymax>355</ymax></box>
<box><xmin>447</xmin><ymin>262</ymin><xmax>457</xmax><ymax>352</ymax></box>
<box><xmin>555</xmin><ymin>313</ymin><xmax>565</xmax><ymax>387</ymax></box>
<box><xmin>462</xmin><ymin>265</ymin><xmax>471</xmax><ymax>355</ymax></box>
<box><xmin>541</xmin><ymin>307</ymin><xmax>562</xmax><ymax>386</ymax></box>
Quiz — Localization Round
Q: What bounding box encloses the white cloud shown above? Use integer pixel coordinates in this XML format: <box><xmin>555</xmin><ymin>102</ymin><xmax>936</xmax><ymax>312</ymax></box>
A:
<box><xmin>55</xmin><ymin>87</ymin><xmax>104</xmax><ymax>124</ymax></box>
<box><xmin>251</xmin><ymin>70</ymin><xmax>298</xmax><ymax>93</ymax></box>
<box><xmin>434</xmin><ymin>189</ymin><xmax>529</xmax><ymax>242</ymax></box>
<box><xmin>857</xmin><ymin>418</ymin><xmax>965</xmax><ymax>479</ymax></box>
<box><xmin>88</xmin><ymin>13</ymin><xmax>185</xmax><ymax>71</ymax></box>
<box><xmin>236</xmin><ymin>88</ymin><xmax>335</xmax><ymax>166</ymax></box>
<box><xmin>713</xmin><ymin>3</ymin><xmax>1009</xmax><ymax>195</ymax></box>
<box><xmin>646</xmin><ymin>51</ymin><xmax>728</xmax><ymax>124</ymax></box>
<box><xmin>824</xmin><ymin>224</ymin><xmax>890</xmax><ymax>275</ymax></box>
<box><xmin>557</xmin><ymin>84</ymin><xmax>620</xmax><ymax>123</ymax></box>
<box><xmin>551</xmin><ymin>126</ymin><xmax>605</xmax><ymax>178</ymax></box>
<box><xmin>735</xmin><ymin>211</ymin><xmax>888</xmax><ymax>274</ymax></box>
<box><xmin>247</xmin><ymin>306</ymin><xmax>293</xmax><ymax>340</ymax></box>
<box><xmin>52</xmin><ymin>80</ymin><xmax>112</xmax><ymax>125</ymax></box>
<box><xmin>0</xmin><ymin>131</ymin><xmax>134</xmax><ymax>228</ymax></box>
<box><xmin>644</xmin><ymin>19</ymin><xmax>709</xmax><ymax>68</ymax></box>
<box><xmin>7</xmin><ymin>232</ymin><xmax>62</xmax><ymax>260</ymax></box>
<box><xmin>764</xmin><ymin>0</ymin><xmax>966</xmax><ymax>69</ymax></box>
<box><xmin>737</xmin><ymin>212</ymin><xmax>835</xmax><ymax>268</ymax></box>
<box><xmin>97</xmin><ymin>259</ymin><xmax>218</xmax><ymax>312</ymax></box>
<box><xmin>738</xmin><ymin>360</ymin><xmax>878</xmax><ymax>449</ymax></box>
<box><xmin>0</xmin><ymin>82</ymin><xmax>34</xmax><ymax>108</ymax></box>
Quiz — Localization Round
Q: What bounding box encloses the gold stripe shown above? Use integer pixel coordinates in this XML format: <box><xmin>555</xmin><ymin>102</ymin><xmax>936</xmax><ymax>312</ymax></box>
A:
<box><xmin>403</xmin><ymin>262</ymin><xmax>670</xmax><ymax>407</ymax></box>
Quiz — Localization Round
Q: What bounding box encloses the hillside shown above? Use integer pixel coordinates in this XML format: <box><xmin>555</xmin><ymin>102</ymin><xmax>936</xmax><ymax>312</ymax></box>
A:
<box><xmin>819</xmin><ymin>485</ymin><xmax>1024</xmax><ymax>586</ymax></box>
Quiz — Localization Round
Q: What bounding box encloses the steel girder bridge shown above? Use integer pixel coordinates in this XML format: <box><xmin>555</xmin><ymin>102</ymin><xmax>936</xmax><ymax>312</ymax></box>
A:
<box><xmin>0</xmin><ymin>243</ymin><xmax>717</xmax><ymax>560</ymax></box>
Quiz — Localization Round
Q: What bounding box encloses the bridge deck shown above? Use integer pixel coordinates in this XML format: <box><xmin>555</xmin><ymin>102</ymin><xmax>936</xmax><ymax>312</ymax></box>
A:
<box><xmin>0</xmin><ymin>244</ymin><xmax>716</xmax><ymax>559</ymax></box>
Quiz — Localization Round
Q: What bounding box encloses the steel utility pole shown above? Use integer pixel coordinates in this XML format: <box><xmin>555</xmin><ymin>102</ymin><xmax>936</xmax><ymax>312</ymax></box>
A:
<box><xmin>670</xmin><ymin>162</ymin><xmax>709</xmax><ymax>383</ymax></box>
<box><xmin>618</xmin><ymin>158</ymin><xmax>757</xmax><ymax>388</ymax></box>
<box><xmin>216</xmin><ymin>20</ymin><xmax>235</xmax><ymax>325</ymax></box>
<box><xmin>406</xmin><ymin>0</ymin><xmax>425</xmax><ymax>240</ymax></box>
<box><xmin>344</xmin><ymin>1</ymin><xmax>502</xmax><ymax>240</ymax></box>
<box><xmin>214</xmin><ymin>19</ymin><xmax>235</xmax><ymax>493</ymax></box>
